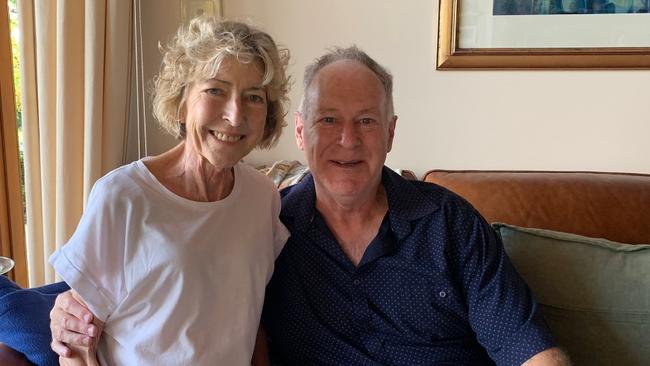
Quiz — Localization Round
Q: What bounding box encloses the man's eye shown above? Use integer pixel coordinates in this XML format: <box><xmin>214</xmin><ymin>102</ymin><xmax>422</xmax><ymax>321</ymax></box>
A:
<box><xmin>360</xmin><ymin>118</ymin><xmax>374</xmax><ymax>125</ymax></box>
<box><xmin>322</xmin><ymin>117</ymin><xmax>335</xmax><ymax>124</ymax></box>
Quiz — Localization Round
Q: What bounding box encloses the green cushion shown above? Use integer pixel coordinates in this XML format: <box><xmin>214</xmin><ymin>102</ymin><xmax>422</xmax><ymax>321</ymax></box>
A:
<box><xmin>493</xmin><ymin>223</ymin><xmax>650</xmax><ymax>366</ymax></box>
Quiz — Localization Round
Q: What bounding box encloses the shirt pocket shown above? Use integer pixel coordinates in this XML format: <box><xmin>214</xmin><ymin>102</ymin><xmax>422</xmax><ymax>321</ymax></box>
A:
<box><xmin>399</xmin><ymin>278</ymin><xmax>471</xmax><ymax>341</ymax></box>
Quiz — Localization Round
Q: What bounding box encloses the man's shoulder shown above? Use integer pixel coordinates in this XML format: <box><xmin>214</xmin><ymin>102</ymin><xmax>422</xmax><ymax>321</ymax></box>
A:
<box><xmin>385</xmin><ymin>172</ymin><xmax>478</xmax><ymax>218</ymax></box>
<box><xmin>410</xmin><ymin>180</ymin><xmax>471</xmax><ymax>208</ymax></box>
<box><xmin>278</xmin><ymin>173</ymin><xmax>315</xmax><ymax>225</ymax></box>
<box><xmin>279</xmin><ymin>173</ymin><xmax>313</xmax><ymax>203</ymax></box>
<box><xmin>279</xmin><ymin>181</ymin><xmax>300</xmax><ymax>198</ymax></box>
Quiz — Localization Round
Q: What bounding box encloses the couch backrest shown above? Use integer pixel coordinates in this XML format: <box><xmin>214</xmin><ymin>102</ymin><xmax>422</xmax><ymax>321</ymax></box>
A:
<box><xmin>423</xmin><ymin>170</ymin><xmax>650</xmax><ymax>244</ymax></box>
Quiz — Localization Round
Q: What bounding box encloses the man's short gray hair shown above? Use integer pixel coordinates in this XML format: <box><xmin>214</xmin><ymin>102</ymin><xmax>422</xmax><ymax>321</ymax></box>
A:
<box><xmin>299</xmin><ymin>46</ymin><xmax>394</xmax><ymax>119</ymax></box>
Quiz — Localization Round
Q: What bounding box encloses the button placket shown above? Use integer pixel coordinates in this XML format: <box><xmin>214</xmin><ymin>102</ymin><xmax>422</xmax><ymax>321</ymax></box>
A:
<box><xmin>351</xmin><ymin>273</ymin><xmax>371</xmax><ymax>330</ymax></box>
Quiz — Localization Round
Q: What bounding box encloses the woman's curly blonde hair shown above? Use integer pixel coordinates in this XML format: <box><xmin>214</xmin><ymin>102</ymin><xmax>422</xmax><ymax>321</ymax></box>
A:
<box><xmin>152</xmin><ymin>16</ymin><xmax>290</xmax><ymax>149</ymax></box>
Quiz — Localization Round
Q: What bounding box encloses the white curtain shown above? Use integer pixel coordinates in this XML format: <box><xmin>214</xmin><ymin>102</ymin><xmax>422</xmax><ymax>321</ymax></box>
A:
<box><xmin>18</xmin><ymin>0</ymin><xmax>132</xmax><ymax>286</ymax></box>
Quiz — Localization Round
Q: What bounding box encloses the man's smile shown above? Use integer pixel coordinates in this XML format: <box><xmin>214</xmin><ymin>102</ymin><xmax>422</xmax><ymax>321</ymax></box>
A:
<box><xmin>331</xmin><ymin>159</ymin><xmax>363</xmax><ymax>167</ymax></box>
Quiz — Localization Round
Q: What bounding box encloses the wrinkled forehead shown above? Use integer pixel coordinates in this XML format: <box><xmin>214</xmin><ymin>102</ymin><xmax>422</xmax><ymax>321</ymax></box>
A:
<box><xmin>312</xmin><ymin>59</ymin><xmax>382</xmax><ymax>88</ymax></box>
<box><xmin>194</xmin><ymin>55</ymin><xmax>265</xmax><ymax>81</ymax></box>
<box><xmin>304</xmin><ymin>60</ymin><xmax>387</xmax><ymax>112</ymax></box>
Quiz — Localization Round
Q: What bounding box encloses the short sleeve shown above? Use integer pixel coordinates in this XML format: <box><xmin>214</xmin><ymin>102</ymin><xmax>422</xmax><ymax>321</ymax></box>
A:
<box><xmin>458</xmin><ymin>216</ymin><xmax>556</xmax><ymax>366</ymax></box>
<box><xmin>271</xmin><ymin>189</ymin><xmax>290</xmax><ymax>258</ymax></box>
<box><xmin>49</xmin><ymin>178</ymin><xmax>128</xmax><ymax>322</ymax></box>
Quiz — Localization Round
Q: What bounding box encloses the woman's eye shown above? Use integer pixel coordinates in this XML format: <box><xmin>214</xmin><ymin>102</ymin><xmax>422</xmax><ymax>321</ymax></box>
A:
<box><xmin>205</xmin><ymin>88</ymin><xmax>223</xmax><ymax>96</ymax></box>
<box><xmin>248</xmin><ymin>94</ymin><xmax>266</xmax><ymax>103</ymax></box>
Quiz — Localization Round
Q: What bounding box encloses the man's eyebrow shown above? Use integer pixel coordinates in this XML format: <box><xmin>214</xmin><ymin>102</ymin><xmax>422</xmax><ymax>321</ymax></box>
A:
<box><xmin>315</xmin><ymin>107</ymin><xmax>379</xmax><ymax>114</ymax></box>
<box><xmin>358</xmin><ymin>107</ymin><xmax>380</xmax><ymax>114</ymax></box>
<box><xmin>315</xmin><ymin>108</ymin><xmax>338</xmax><ymax>114</ymax></box>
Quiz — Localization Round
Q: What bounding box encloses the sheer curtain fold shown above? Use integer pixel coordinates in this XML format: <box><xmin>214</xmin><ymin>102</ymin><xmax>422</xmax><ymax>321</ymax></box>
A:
<box><xmin>18</xmin><ymin>0</ymin><xmax>132</xmax><ymax>286</ymax></box>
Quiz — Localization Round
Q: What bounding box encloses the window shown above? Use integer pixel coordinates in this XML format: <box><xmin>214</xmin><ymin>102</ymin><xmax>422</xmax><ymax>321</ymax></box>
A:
<box><xmin>0</xmin><ymin>0</ymin><xmax>27</xmax><ymax>286</ymax></box>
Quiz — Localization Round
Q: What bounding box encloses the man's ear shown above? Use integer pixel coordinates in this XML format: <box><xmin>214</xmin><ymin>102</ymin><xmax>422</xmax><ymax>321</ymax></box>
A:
<box><xmin>295</xmin><ymin>111</ymin><xmax>305</xmax><ymax>150</ymax></box>
<box><xmin>386</xmin><ymin>115</ymin><xmax>397</xmax><ymax>152</ymax></box>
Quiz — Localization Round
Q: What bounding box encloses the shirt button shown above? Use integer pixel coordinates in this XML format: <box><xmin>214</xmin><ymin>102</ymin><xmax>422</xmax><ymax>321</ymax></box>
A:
<box><xmin>353</xmin><ymin>279</ymin><xmax>360</xmax><ymax>286</ymax></box>
<box><xmin>439</xmin><ymin>290</ymin><xmax>447</xmax><ymax>298</ymax></box>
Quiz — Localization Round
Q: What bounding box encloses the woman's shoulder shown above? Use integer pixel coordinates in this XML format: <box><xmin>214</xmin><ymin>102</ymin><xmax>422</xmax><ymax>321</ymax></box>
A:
<box><xmin>237</xmin><ymin>162</ymin><xmax>279</xmax><ymax>193</ymax></box>
<box><xmin>90</xmin><ymin>161</ymin><xmax>147</xmax><ymax>200</ymax></box>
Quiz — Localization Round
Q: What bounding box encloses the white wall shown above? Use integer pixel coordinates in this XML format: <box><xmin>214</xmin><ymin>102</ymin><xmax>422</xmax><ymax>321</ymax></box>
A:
<box><xmin>132</xmin><ymin>0</ymin><xmax>650</xmax><ymax>178</ymax></box>
<box><xmin>126</xmin><ymin>0</ymin><xmax>182</xmax><ymax>163</ymax></box>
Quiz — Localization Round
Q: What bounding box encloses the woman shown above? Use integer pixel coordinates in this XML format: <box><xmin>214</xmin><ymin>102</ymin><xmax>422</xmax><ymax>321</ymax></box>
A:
<box><xmin>48</xmin><ymin>16</ymin><xmax>290</xmax><ymax>365</ymax></box>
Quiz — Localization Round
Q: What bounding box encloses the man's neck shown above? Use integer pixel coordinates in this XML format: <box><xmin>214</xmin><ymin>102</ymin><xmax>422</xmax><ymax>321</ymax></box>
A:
<box><xmin>315</xmin><ymin>183</ymin><xmax>389</xmax><ymax>267</ymax></box>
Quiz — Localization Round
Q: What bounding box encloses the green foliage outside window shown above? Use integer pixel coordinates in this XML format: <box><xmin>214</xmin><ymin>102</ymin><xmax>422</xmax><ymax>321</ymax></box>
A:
<box><xmin>8</xmin><ymin>0</ymin><xmax>26</xmax><ymax>218</ymax></box>
<box><xmin>8</xmin><ymin>0</ymin><xmax>20</xmax><ymax>126</ymax></box>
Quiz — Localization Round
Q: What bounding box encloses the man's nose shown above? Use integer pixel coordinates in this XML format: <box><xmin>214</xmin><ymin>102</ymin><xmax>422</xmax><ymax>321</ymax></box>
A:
<box><xmin>339</xmin><ymin>121</ymin><xmax>360</xmax><ymax>148</ymax></box>
<box><xmin>222</xmin><ymin>96</ymin><xmax>244</xmax><ymax>126</ymax></box>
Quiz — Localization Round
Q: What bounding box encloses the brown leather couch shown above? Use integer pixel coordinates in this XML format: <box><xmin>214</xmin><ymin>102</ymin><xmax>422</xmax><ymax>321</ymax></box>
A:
<box><xmin>422</xmin><ymin>170</ymin><xmax>650</xmax><ymax>244</ymax></box>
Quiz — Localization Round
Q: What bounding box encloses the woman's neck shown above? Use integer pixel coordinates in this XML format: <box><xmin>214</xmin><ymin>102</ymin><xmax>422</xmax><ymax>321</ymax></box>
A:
<box><xmin>144</xmin><ymin>143</ymin><xmax>235</xmax><ymax>202</ymax></box>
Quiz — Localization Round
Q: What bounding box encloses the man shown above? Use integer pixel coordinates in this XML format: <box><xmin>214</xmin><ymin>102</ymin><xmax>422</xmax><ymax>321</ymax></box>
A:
<box><xmin>51</xmin><ymin>47</ymin><xmax>569</xmax><ymax>365</ymax></box>
<box><xmin>261</xmin><ymin>47</ymin><xmax>569</xmax><ymax>365</ymax></box>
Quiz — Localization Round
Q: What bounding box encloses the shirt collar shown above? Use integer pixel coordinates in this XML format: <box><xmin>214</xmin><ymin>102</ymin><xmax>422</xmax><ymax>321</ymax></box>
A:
<box><xmin>280</xmin><ymin>166</ymin><xmax>440</xmax><ymax>242</ymax></box>
<box><xmin>382</xmin><ymin>167</ymin><xmax>440</xmax><ymax>241</ymax></box>
<box><xmin>280</xmin><ymin>173</ymin><xmax>317</xmax><ymax>229</ymax></box>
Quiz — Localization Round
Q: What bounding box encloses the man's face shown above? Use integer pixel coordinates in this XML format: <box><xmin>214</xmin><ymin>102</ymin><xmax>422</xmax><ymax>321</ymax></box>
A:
<box><xmin>295</xmin><ymin>60</ymin><xmax>396</xmax><ymax>202</ymax></box>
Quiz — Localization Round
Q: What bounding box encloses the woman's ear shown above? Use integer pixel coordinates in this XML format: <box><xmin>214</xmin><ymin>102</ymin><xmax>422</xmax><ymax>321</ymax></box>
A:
<box><xmin>178</xmin><ymin>121</ymin><xmax>187</xmax><ymax>139</ymax></box>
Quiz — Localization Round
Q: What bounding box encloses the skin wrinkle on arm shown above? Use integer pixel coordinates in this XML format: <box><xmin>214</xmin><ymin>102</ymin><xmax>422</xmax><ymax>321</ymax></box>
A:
<box><xmin>522</xmin><ymin>347</ymin><xmax>572</xmax><ymax>366</ymax></box>
<box><xmin>250</xmin><ymin>326</ymin><xmax>271</xmax><ymax>366</ymax></box>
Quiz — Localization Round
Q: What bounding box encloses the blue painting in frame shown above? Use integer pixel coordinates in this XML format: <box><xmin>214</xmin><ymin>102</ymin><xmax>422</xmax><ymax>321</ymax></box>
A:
<box><xmin>493</xmin><ymin>0</ymin><xmax>649</xmax><ymax>15</ymax></box>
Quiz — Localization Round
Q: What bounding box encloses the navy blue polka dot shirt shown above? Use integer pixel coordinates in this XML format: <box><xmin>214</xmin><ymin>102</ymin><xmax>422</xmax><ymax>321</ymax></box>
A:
<box><xmin>263</xmin><ymin>167</ymin><xmax>556</xmax><ymax>365</ymax></box>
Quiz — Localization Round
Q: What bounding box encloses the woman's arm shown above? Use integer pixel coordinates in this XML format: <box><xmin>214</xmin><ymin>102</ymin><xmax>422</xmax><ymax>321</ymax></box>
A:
<box><xmin>50</xmin><ymin>290</ymin><xmax>103</xmax><ymax>365</ymax></box>
<box><xmin>250</xmin><ymin>326</ymin><xmax>270</xmax><ymax>366</ymax></box>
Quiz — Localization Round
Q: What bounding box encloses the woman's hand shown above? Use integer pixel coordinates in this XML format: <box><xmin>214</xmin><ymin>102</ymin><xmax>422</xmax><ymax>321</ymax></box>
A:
<box><xmin>49</xmin><ymin>290</ymin><xmax>99</xmax><ymax>358</ymax></box>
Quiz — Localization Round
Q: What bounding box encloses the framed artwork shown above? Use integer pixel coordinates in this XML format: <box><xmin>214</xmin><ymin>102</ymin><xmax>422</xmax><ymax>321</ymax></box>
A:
<box><xmin>181</xmin><ymin>0</ymin><xmax>223</xmax><ymax>23</ymax></box>
<box><xmin>437</xmin><ymin>0</ymin><xmax>650</xmax><ymax>69</ymax></box>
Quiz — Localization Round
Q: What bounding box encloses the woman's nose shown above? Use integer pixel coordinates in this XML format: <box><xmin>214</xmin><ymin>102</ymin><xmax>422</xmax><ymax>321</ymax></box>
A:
<box><xmin>223</xmin><ymin>96</ymin><xmax>243</xmax><ymax>126</ymax></box>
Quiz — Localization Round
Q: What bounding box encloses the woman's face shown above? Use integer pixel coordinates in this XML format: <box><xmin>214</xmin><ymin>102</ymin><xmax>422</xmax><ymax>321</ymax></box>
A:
<box><xmin>181</xmin><ymin>56</ymin><xmax>268</xmax><ymax>169</ymax></box>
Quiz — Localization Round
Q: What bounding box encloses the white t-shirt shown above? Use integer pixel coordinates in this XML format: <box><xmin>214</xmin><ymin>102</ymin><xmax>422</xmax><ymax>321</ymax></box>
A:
<box><xmin>50</xmin><ymin>160</ymin><xmax>289</xmax><ymax>365</ymax></box>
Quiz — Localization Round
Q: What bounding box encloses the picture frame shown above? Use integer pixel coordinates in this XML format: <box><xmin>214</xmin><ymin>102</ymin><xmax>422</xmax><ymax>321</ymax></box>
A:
<box><xmin>181</xmin><ymin>0</ymin><xmax>223</xmax><ymax>23</ymax></box>
<box><xmin>436</xmin><ymin>0</ymin><xmax>650</xmax><ymax>69</ymax></box>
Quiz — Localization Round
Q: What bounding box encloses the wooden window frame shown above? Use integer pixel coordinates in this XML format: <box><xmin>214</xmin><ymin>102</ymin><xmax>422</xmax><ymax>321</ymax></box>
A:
<box><xmin>0</xmin><ymin>0</ymin><xmax>27</xmax><ymax>286</ymax></box>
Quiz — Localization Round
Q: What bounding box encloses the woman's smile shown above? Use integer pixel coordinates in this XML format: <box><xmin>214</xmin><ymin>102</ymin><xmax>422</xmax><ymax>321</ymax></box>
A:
<box><xmin>209</xmin><ymin>130</ymin><xmax>244</xmax><ymax>143</ymax></box>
